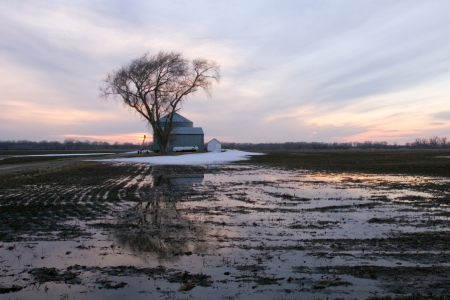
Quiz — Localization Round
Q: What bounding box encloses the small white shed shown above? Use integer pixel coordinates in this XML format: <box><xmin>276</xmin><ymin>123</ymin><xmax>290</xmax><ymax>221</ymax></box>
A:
<box><xmin>206</xmin><ymin>138</ymin><xmax>222</xmax><ymax>153</ymax></box>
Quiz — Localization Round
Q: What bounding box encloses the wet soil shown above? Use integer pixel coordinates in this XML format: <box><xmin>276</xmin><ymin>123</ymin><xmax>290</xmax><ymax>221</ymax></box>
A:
<box><xmin>0</xmin><ymin>154</ymin><xmax>125</xmax><ymax>177</ymax></box>
<box><xmin>0</xmin><ymin>150</ymin><xmax>131</xmax><ymax>156</ymax></box>
<box><xmin>244</xmin><ymin>149</ymin><xmax>450</xmax><ymax>177</ymax></box>
<box><xmin>1</xmin><ymin>151</ymin><xmax>450</xmax><ymax>299</ymax></box>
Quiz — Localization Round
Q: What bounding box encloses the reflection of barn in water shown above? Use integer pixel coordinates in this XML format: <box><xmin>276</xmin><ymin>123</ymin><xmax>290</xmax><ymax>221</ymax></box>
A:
<box><xmin>168</xmin><ymin>175</ymin><xmax>204</xmax><ymax>186</ymax></box>
<box><xmin>152</xmin><ymin>173</ymin><xmax>204</xmax><ymax>192</ymax></box>
<box><xmin>113</xmin><ymin>170</ymin><xmax>209</xmax><ymax>260</ymax></box>
<box><xmin>152</xmin><ymin>113</ymin><xmax>204</xmax><ymax>152</ymax></box>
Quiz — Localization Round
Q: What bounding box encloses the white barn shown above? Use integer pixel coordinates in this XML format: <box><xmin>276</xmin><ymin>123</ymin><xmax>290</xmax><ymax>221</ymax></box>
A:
<box><xmin>206</xmin><ymin>138</ymin><xmax>222</xmax><ymax>152</ymax></box>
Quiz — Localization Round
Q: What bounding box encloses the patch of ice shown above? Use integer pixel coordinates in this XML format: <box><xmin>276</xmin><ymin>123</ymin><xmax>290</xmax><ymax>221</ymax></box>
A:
<box><xmin>99</xmin><ymin>150</ymin><xmax>263</xmax><ymax>165</ymax></box>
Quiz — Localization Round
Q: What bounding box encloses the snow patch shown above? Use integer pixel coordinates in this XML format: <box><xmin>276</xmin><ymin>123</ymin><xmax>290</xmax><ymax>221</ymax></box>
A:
<box><xmin>99</xmin><ymin>150</ymin><xmax>263</xmax><ymax>165</ymax></box>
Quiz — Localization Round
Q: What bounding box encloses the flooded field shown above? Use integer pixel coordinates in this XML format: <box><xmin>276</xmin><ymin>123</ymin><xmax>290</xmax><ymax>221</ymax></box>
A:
<box><xmin>1</xmin><ymin>156</ymin><xmax>450</xmax><ymax>299</ymax></box>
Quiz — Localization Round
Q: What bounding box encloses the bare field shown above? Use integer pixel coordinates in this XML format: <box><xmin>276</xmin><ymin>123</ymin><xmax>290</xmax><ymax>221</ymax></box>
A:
<box><xmin>0</xmin><ymin>150</ymin><xmax>450</xmax><ymax>299</ymax></box>
<box><xmin>244</xmin><ymin>149</ymin><xmax>450</xmax><ymax>177</ymax></box>
<box><xmin>0</xmin><ymin>150</ymin><xmax>133</xmax><ymax>156</ymax></box>
<box><xmin>0</xmin><ymin>150</ymin><xmax>143</xmax><ymax>176</ymax></box>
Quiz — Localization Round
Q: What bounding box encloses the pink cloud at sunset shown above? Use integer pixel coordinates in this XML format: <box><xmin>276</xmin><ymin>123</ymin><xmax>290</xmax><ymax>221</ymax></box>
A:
<box><xmin>1</xmin><ymin>1</ymin><xmax>450</xmax><ymax>144</ymax></box>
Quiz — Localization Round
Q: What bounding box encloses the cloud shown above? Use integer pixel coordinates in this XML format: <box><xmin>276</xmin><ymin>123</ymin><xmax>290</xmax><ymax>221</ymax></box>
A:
<box><xmin>433</xmin><ymin>112</ymin><xmax>450</xmax><ymax>121</ymax></box>
<box><xmin>1</xmin><ymin>0</ymin><xmax>450</xmax><ymax>143</ymax></box>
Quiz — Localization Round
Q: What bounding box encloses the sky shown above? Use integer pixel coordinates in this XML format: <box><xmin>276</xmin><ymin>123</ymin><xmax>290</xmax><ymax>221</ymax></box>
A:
<box><xmin>1</xmin><ymin>0</ymin><xmax>449</xmax><ymax>144</ymax></box>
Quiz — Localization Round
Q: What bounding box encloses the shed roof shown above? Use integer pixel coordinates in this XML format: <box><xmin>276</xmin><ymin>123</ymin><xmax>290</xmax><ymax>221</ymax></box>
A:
<box><xmin>206</xmin><ymin>138</ymin><xmax>221</xmax><ymax>144</ymax></box>
<box><xmin>159</xmin><ymin>113</ymin><xmax>193</xmax><ymax>124</ymax></box>
<box><xmin>171</xmin><ymin>127</ymin><xmax>204</xmax><ymax>135</ymax></box>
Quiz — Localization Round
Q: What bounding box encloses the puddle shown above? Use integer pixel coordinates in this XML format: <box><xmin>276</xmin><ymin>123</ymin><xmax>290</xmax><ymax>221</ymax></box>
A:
<box><xmin>1</xmin><ymin>163</ymin><xmax>450</xmax><ymax>299</ymax></box>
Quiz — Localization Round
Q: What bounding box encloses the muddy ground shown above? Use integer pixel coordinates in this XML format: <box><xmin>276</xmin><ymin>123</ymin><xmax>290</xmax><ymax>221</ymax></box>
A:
<box><xmin>0</xmin><ymin>150</ymin><xmax>131</xmax><ymax>176</ymax></box>
<box><xmin>245</xmin><ymin>149</ymin><xmax>450</xmax><ymax>177</ymax></box>
<box><xmin>0</xmin><ymin>150</ymin><xmax>203</xmax><ymax>176</ymax></box>
<box><xmin>0</xmin><ymin>149</ymin><xmax>450</xmax><ymax>299</ymax></box>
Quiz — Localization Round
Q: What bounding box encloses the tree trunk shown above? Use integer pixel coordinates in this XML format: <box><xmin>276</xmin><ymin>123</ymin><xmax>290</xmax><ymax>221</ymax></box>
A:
<box><xmin>160</xmin><ymin>141</ymin><xmax>169</xmax><ymax>154</ymax></box>
<box><xmin>154</xmin><ymin>131</ymin><xmax>170</xmax><ymax>154</ymax></box>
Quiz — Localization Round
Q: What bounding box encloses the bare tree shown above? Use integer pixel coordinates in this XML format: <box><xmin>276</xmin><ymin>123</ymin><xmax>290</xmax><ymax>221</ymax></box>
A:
<box><xmin>100</xmin><ymin>51</ymin><xmax>220</xmax><ymax>154</ymax></box>
<box><xmin>429</xmin><ymin>136</ymin><xmax>439</xmax><ymax>148</ymax></box>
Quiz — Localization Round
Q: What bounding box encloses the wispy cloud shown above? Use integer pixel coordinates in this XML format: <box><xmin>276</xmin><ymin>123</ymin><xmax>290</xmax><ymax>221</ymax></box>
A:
<box><xmin>433</xmin><ymin>111</ymin><xmax>450</xmax><ymax>121</ymax></box>
<box><xmin>1</xmin><ymin>0</ymin><xmax>450</xmax><ymax>143</ymax></box>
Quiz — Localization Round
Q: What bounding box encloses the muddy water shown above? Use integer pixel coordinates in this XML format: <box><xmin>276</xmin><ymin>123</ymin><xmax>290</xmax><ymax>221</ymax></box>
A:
<box><xmin>1</xmin><ymin>164</ymin><xmax>450</xmax><ymax>299</ymax></box>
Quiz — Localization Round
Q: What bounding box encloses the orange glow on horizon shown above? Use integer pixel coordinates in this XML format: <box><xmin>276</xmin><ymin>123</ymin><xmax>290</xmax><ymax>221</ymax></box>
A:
<box><xmin>62</xmin><ymin>133</ymin><xmax>152</xmax><ymax>144</ymax></box>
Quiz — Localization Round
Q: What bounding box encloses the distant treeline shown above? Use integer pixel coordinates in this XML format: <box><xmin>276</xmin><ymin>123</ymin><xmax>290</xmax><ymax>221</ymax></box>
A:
<box><xmin>406</xmin><ymin>137</ymin><xmax>449</xmax><ymax>149</ymax></box>
<box><xmin>224</xmin><ymin>136</ymin><xmax>450</xmax><ymax>150</ymax></box>
<box><xmin>0</xmin><ymin>139</ymin><xmax>153</xmax><ymax>150</ymax></box>
<box><xmin>1</xmin><ymin>136</ymin><xmax>448</xmax><ymax>151</ymax></box>
<box><xmin>224</xmin><ymin>141</ymin><xmax>381</xmax><ymax>150</ymax></box>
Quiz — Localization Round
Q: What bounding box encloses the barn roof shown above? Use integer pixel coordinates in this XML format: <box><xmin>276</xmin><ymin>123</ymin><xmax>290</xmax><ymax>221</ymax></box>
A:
<box><xmin>159</xmin><ymin>113</ymin><xmax>193</xmax><ymax>123</ymax></box>
<box><xmin>171</xmin><ymin>127</ymin><xmax>204</xmax><ymax>135</ymax></box>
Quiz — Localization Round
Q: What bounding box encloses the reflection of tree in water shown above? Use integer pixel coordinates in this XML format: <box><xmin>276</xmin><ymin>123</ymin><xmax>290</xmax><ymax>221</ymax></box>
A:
<box><xmin>114</xmin><ymin>170</ymin><xmax>215</xmax><ymax>261</ymax></box>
